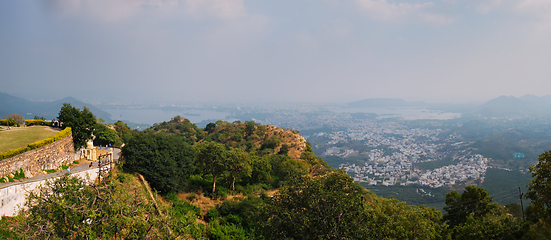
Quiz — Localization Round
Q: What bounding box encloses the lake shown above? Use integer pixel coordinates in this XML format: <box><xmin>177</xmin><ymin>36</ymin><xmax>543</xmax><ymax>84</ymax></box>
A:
<box><xmin>335</xmin><ymin>107</ymin><xmax>461</xmax><ymax>120</ymax></box>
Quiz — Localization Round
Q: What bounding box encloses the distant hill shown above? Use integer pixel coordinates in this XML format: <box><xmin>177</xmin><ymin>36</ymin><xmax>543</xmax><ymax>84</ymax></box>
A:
<box><xmin>347</xmin><ymin>98</ymin><xmax>428</xmax><ymax>108</ymax></box>
<box><xmin>479</xmin><ymin>94</ymin><xmax>551</xmax><ymax>117</ymax></box>
<box><xmin>0</xmin><ymin>92</ymin><xmax>111</xmax><ymax>121</ymax></box>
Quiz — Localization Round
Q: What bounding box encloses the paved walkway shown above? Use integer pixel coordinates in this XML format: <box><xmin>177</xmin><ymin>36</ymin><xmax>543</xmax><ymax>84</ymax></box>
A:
<box><xmin>0</xmin><ymin>147</ymin><xmax>120</xmax><ymax>189</ymax></box>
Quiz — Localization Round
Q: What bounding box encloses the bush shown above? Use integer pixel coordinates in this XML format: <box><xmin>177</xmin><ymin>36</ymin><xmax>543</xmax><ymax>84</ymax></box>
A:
<box><xmin>0</xmin><ymin>119</ymin><xmax>16</xmax><ymax>126</ymax></box>
<box><xmin>13</xmin><ymin>168</ymin><xmax>25</xmax><ymax>180</ymax></box>
<box><xmin>24</xmin><ymin>119</ymin><xmax>52</xmax><ymax>126</ymax></box>
<box><xmin>216</xmin><ymin>187</ymin><xmax>230</xmax><ymax>199</ymax></box>
<box><xmin>27</xmin><ymin>127</ymin><xmax>71</xmax><ymax>150</ymax></box>
<box><xmin>188</xmin><ymin>193</ymin><xmax>198</xmax><ymax>202</ymax></box>
<box><xmin>116</xmin><ymin>173</ymin><xmax>129</xmax><ymax>183</ymax></box>
<box><xmin>207</xmin><ymin>222</ymin><xmax>249</xmax><ymax>240</ymax></box>
<box><xmin>0</xmin><ymin>147</ymin><xmax>30</xmax><ymax>161</ymax></box>
<box><xmin>206</xmin><ymin>208</ymin><xmax>221</xmax><ymax>222</ymax></box>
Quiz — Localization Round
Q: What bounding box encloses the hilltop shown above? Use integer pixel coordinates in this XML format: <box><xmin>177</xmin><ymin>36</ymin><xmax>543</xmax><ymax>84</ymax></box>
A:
<box><xmin>0</xmin><ymin>92</ymin><xmax>111</xmax><ymax>121</ymax></box>
<box><xmin>144</xmin><ymin>116</ymin><xmax>308</xmax><ymax>159</ymax></box>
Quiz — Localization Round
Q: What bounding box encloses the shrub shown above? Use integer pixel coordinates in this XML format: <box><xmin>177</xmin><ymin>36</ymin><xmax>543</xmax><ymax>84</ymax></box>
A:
<box><xmin>216</xmin><ymin>187</ymin><xmax>230</xmax><ymax>199</ymax></box>
<box><xmin>13</xmin><ymin>168</ymin><xmax>25</xmax><ymax>180</ymax></box>
<box><xmin>188</xmin><ymin>193</ymin><xmax>198</xmax><ymax>202</ymax></box>
<box><xmin>206</xmin><ymin>208</ymin><xmax>221</xmax><ymax>222</ymax></box>
<box><xmin>27</xmin><ymin>138</ymin><xmax>54</xmax><ymax>150</ymax></box>
<box><xmin>24</xmin><ymin>119</ymin><xmax>52</xmax><ymax>126</ymax></box>
<box><xmin>0</xmin><ymin>147</ymin><xmax>30</xmax><ymax>161</ymax></box>
<box><xmin>0</xmin><ymin>119</ymin><xmax>16</xmax><ymax>126</ymax></box>
<box><xmin>207</xmin><ymin>222</ymin><xmax>248</xmax><ymax>240</ymax></box>
<box><xmin>27</xmin><ymin>127</ymin><xmax>71</xmax><ymax>150</ymax></box>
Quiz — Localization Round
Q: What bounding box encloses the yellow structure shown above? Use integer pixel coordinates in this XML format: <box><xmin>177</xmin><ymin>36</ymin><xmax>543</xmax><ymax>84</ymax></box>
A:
<box><xmin>82</xmin><ymin>136</ymin><xmax>97</xmax><ymax>160</ymax></box>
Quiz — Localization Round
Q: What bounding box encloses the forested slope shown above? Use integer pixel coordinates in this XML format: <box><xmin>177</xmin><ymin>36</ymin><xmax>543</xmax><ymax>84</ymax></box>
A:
<box><xmin>3</xmin><ymin>115</ymin><xmax>551</xmax><ymax>239</ymax></box>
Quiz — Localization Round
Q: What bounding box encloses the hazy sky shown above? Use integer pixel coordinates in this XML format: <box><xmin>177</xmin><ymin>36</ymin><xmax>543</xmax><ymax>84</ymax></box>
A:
<box><xmin>1</xmin><ymin>0</ymin><xmax>551</xmax><ymax>104</ymax></box>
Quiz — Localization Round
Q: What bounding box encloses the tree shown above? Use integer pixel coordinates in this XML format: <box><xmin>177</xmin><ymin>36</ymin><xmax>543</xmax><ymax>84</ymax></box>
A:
<box><xmin>113</xmin><ymin>120</ymin><xmax>133</xmax><ymax>143</ymax></box>
<box><xmin>277</xmin><ymin>144</ymin><xmax>289</xmax><ymax>155</ymax></box>
<box><xmin>450</xmin><ymin>205</ymin><xmax>529</xmax><ymax>240</ymax></box>
<box><xmin>263</xmin><ymin>170</ymin><xmax>372</xmax><ymax>239</ymax></box>
<box><xmin>205</xmin><ymin>122</ymin><xmax>216</xmax><ymax>134</ymax></box>
<box><xmin>57</xmin><ymin>103</ymin><xmax>96</xmax><ymax>150</ymax></box>
<box><xmin>93</xmin><ymin>123</ymin><xmax>121</xmax><ymax>147</ymax></box>
<box><xmin>4</xmin><ymin>113</ymin><xmax>24</xmax><ymax>126</ymax></box>
<box><xmin>244</xmin><ymin>121</ymin><xmax>255</xmax><ymax>137</ymax></box>
<box><xmin>194</xmin><ymin>141</ymin><xmax>229</xmax><ymax>194</ymax></box>
<box><xmin>366</xmin><ymin>197</ymin><xmax>445</xmax><ymax>239</ymax></box>
<box><xmin>443</xmin><ymin>185</ymin><xmax>496</xmax><ymax>227</ymax></box>
<box><xmin>226</xmin><ymin>148</ymin><xmax>252</xmax><ymax>191</ymax></box>
<box><xmin>526</xmin><ymin>151</ymin><xmax>551</xmax><ymax>219</ymax></box>
<box><xmin>122</xmin><ymin>133</ymin><xmax>194</xmax><ymax>194</ymax></box>
<box><xmin>505</xmin><ymin>203</ymin><xmax>523</xmax><ymax>221</ymax></box>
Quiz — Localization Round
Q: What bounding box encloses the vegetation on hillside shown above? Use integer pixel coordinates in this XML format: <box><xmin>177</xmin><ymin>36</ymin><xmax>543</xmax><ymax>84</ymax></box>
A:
<box><xmin>3</xmin><ymin>112</ymin><xmax>551</xmax><ymax>239</ymax></box>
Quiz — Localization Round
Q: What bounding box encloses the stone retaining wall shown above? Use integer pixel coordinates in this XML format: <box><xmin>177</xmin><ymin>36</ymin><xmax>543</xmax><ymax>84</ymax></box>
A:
<box><xmin>0</xmin><ymin>133</ymin><xmax>75</xmax><ymax>179</ymax></box>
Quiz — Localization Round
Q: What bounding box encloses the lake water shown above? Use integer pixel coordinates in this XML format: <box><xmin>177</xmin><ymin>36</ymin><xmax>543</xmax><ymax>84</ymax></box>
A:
<box><xmin>335</xmin><ymin>107</ymin><xmax>461</xmax><ymax>120</ymax></box>
<box><xmin>101</xmin><ymin>108</ymin><xmax>231</xmax><ymax>125</ymax></box>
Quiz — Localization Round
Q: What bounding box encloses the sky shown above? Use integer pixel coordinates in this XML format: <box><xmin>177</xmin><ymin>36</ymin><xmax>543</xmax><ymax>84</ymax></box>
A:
<box><xmin>1</xmin><ymin>0</ymin><xmax>551</xmax><ymax>104</ymax></box>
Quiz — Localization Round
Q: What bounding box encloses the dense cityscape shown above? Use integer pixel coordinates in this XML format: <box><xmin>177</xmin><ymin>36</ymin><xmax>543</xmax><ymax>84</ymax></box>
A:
<box><xmin>307</xmin><ymin>120</ymin><xmax>489</xmax><ymax>188</ymax></box>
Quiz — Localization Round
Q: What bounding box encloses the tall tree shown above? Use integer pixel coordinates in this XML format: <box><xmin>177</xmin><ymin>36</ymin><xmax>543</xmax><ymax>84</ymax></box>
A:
<box><xmin>57</xmin><ymin>103</ymin><xmax>97</xmax><ymax>150</ymax></box>
<box><xmin>526</xmin><ymin>150</ymin><xmax>551</xmax><ymax>219</ymax></box>
<box><xmin>443</xmin><ymin>185</ymin><xmax>496</xmax><ymax>227</ymax></box>
<box><xmin>5</xmin><ymin>113</ymin><xmax>24</xmax><ymax>125</ymax></box>
<box><xmin>263</xmin><ymin>170</ymin><xmax>373</xmax><ymax>239</ymax></box>
<box><xmin>122</xmin><ymin>133</ymin><xmax>194</xmax><ymax>194</ymax></box>
<box><xmin>194</xmin><ymin>141</ymin><xmax>229</xmax><ymax>194</ymax></box>
<box><xmin>93</xmin><ymin>124</ymin><xmax>121</xmax><ymax>147</ymax></box>
<box><xmin>226</xmin><ymin>148</ymin><xmax>252</xmax><ymax>191</ymax></box>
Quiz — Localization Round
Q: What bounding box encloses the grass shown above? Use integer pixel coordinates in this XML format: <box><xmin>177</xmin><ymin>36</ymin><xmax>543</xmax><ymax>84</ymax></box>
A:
<box><xmin>0</xmin><ymin>126</ymin><xmax>59</xmax><ymax>152</ymax></box>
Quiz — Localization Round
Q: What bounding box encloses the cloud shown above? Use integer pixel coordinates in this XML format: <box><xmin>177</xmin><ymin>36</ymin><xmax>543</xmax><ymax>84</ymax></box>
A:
<box><xmin>475</xmin><ymin>0</ymin><xmax>502</xmax><ymax>14</ymax></box>
<box><xmin>355</xmin><ymin>0</ymin><xmax>453</xmax><ymax>24</ymax></box>
<box><xmin>45</xmin><ymin>0</ymin><xmax>245</xmax><ymax>21</ymax></box>
<box><xmin>515</xmin><ymin>0</ymin><xmax>551</xmax><ymax>22</ymax></box>
<box><xmin>182</xmin><ymin>0</ymin><xmax>245</xmax><ymax>19</ymax></box>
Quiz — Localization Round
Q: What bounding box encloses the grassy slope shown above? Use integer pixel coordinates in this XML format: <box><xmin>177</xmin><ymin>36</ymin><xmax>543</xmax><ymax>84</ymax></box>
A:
<box><xmin>0</xmin><ymin>126</ymin><xmax>59</xmax><ymax>152</ymax></box>
<box><xmin>479</xmin><ymin>168</ymin><xmax>533</xmax><ymax>206</ymax></box>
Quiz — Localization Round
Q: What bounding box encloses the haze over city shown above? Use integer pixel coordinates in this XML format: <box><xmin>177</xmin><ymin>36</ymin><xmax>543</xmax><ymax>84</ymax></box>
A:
<box><xmin>2</xmin><ymin>0</ymin><xmax>551</xmax><ymax>104</ymax></box>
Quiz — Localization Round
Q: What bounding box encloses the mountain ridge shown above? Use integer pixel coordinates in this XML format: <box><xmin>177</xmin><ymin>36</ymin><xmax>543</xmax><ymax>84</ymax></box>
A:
<box><xmin>0</xmin><ymin>92</ymin><xmax>111</xmax><ymax>121</ymax></box>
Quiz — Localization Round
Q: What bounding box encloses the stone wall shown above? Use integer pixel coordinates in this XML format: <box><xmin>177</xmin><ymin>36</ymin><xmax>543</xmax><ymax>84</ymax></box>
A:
<box><xmin>0</xmin><ymin>133</ymin><xmax>75</xmax><ymax>178</ymax></box>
